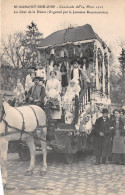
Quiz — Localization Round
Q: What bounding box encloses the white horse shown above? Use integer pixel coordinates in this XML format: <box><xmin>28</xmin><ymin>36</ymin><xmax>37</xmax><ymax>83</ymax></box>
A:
<box><xmin>0</xmin><ymin>100</ymin><xmax>47</xmax><ymax>187</ymax></box>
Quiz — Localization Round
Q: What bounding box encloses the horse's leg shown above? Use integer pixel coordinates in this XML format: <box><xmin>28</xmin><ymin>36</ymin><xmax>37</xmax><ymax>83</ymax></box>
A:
<box><xmin>23</xmin><ymin>135</ymin><xmax>35</xmax><ymax>176</ymax></box>
<box><xmin>0</xmin><ymin>137</ymin><xmax>8</xmax><ymax>187</ymax></box>
<box><xmin>0</xmin><ymin>132</ymin><xmax>21</xmax><ymax>187</ymax></box>
<box><xmin>0</xmin><ymin>133</ymin><xmax>22</xmax><ymax>188</ymax></box>
<box><xmin>40</xmin><ymin>127</ymin><xmax>47</xmax><ymax>176</ymax></box>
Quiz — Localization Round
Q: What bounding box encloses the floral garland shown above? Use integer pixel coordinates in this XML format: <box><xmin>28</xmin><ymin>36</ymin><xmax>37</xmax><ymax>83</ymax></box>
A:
<box><xmin>45</xmin><ymin>98</ymin><xmax>60</xmax><ymax>111</ymax></box>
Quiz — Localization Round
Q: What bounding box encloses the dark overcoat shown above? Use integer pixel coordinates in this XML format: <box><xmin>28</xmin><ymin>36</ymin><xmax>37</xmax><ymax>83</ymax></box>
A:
<box><xmin>28</xmin><ymin>85</ymin><xmax>46</xmax><ymax>108</ymax></box>
<box><xmin>93</xmin><ymin>117</ymin><xmax>114</xmax><ymax>158</ymax></box>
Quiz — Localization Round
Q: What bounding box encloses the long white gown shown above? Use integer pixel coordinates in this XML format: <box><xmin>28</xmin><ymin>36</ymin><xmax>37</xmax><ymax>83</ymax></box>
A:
<box><xmin>63</xmin><ymin>81</ymin><xmax>80</xmax><ymax>124</ymax></box>
<box><xmin>46</xmin><ymin>78</ymin><xmax>62</xmax><ymax>119</ymax></box>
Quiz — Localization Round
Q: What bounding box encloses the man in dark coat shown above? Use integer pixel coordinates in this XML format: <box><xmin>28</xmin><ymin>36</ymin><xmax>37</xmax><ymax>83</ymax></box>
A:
<box><xmin>71</xmin><ymin>58</ymin><xmax>90</xmax><ymax>88</ymax></box>
<box><xmin>71</xmin><ymin>58</ymin><xmax>82</xmax><ymax>85</ymax></box>
<box><xmin>28</xmin><ymin>76</ymin><xmax>46</xmax><ymax>109</ymax></box>
<box><xmin>93</xmin><ymin>108</ymin><xmax>114</xmax><ymax>165</ymax></box>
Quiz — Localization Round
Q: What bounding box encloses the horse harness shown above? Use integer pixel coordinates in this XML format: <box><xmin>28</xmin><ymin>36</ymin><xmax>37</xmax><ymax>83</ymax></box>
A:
<box><xmin>2</xmin><ymin>106</ymin><xmax>46</xmax><ymax>138</ymax></box>
<box><xmin>1</xmin><ymin>105</ymin><xmax>65</xmax><ymax>149</ymax></box>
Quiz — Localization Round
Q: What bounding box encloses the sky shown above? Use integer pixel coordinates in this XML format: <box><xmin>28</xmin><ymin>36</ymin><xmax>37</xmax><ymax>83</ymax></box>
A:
<box><xmin>1</xmin><ymin>0</ymin><xmax>125</xmax><ymax>56</ymax></box>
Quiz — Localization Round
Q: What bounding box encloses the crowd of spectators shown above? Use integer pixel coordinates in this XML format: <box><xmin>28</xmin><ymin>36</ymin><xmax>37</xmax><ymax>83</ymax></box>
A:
<box><xmin>92</xmin><ymin>108</ymin><xmax>125</xmax><ymax>165</ymax></box>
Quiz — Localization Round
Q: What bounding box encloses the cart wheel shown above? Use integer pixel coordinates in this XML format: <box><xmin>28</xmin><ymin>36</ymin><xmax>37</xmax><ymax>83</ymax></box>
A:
<box><xmin>18</xmin><ymin>145</ymin><xmax>30</xmax><ymax>161</ymax></box>
<box><xmin>65</xmin><ymin>153</ymin><xmax>74</xmax><ymax>164</ymax></box>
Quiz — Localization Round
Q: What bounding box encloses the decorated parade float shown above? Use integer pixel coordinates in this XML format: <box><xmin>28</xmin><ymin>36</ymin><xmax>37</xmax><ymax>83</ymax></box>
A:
<box><xmin>0</xmin><ymin>24</ymin><xmax>112</xmax><ymax>164</ymax></box>
<box><xmin>35</xmin><ymin>24</ymin><xmax>112</xmax><ymax>162</ymax></box>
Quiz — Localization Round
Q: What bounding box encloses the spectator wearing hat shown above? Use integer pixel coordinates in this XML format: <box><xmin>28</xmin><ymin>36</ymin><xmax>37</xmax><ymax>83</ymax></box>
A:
<box><xmin>93</xmin><ymin>108</ymin><xmax>114</xmax><ymax>165</ymax></box>
<box><xmin>27</xmin><ymin>76</ymin><xmax>46</xmax><ymax>109</ymax></box>
<box><xmin>25</xmin><ymin>66</ymin><xmax>37</xmax><ymax>92</ymax></box>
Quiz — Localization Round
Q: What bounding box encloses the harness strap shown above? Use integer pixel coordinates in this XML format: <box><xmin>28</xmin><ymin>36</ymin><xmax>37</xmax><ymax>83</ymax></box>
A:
<box><xmin>1</xmin><ymin>119</ymin><xmax>22</xmax><ymax>137</ymax></box>
<box><xmin>14</xmin><ymin>107</ymin><xmax>26</xmax><ymax>140</ymax></box>
<box><xmin>3</xmin><ymin>119</ymin><xmax>23</xmax><ymax>132</ymax></box>
<box><xmin>28</xmin><ymin>106</ymin><xmax>47</xmax><ymax>129</ymax></box>
<box><xmin>14</xmin><ymin>107</ymin><xmax>25</xmax><ymax>131</ymax></box>
<box><xmin>1</xmin><ymin>105</ymin><xmax>46</xmax><ymax>137</ymax></box>
<box><xmin>2</xmin><ymin>107</ymin><xmax>25</xmax><ymax>137</ymax></box>
<box><xmin>5</xmin><ymin>120</ymin><xmax>8</xmax><ymax>135</ymax></box>
<box><xmin>28</xmin><ymin>106</ymin><xmax>39</xmax><ymax>127</ymax></box>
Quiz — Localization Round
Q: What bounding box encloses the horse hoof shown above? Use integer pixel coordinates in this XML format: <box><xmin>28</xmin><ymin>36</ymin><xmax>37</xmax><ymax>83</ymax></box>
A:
<box><xmin>40</xmin><ymin>171</ymin><xmax>46</xmax><ymax>176</ymax></box>
<box><xmin>25</xmin><ymin>170</ymin><xmax>33</xmax><ymax>176</ymax></box>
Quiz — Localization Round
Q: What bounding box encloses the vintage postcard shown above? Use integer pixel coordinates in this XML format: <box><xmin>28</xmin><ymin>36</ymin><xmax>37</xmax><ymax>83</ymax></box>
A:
<box><xmin>0</xmin><ymin>0</ymin><xmax>125</xmax><ymax>195</ymax></box>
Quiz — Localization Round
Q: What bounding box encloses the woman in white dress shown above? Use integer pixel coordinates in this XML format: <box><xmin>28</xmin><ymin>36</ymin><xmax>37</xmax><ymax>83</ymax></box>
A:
<box><xmin>46</xmin><ymin>70</ymin><xmax>62</xmax><ymax>119</ymax></box>
<box><xmin>63</xmin><ymin>79</ymin><xmax>80</xmax><ymax>124</ymax></box>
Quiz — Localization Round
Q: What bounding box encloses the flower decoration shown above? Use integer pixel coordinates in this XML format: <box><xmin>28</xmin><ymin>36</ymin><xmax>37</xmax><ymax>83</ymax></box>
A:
<box><xmin>46</xmin><ymin>98</ymin><xmax>60</xmax><ymax>111</ymax></box>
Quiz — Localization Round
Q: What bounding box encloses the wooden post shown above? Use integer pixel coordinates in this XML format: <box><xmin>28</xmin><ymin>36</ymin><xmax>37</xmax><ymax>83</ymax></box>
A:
<box><xmin>102</xmin><ymin>54</ymin><xmax>105</xmax><ymax>93</ymax></box>
<box><xmin>95</xmin><ymin>48</ymin><xmax>99</xmax><ymax>90</ymax></box>
<box><xmin>107</xmin><ymin>52</ymin><xmax>110</xmax><ymax>98</ymax></box>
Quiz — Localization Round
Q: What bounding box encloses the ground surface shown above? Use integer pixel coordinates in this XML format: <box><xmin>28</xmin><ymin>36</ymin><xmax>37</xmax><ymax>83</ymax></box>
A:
<box><xmin>3</xmin><ymin>152</ymin><xmax>125</xmax><ymax>195</ymax></box>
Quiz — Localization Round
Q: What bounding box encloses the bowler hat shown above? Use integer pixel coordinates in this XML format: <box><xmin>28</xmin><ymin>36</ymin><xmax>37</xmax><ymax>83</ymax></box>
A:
<box><xmin>28</xmin><ymin>66</ymin><xmax>37</xmax><ymax>70</ymax></box>
<box><xmin>33</xmin><ymin>76</ymin><xmax>41</xmax><ymax>82</ymax></box>
<box><xmin>102</xmin><ymin>108</ymin><xmax>109</xmax><ymax>114</ymax></box>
